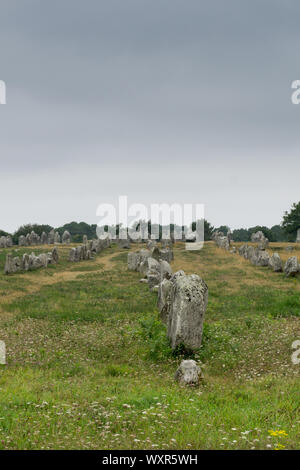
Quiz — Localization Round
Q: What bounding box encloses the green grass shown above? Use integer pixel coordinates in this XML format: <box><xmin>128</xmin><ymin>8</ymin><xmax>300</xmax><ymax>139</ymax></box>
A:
<box><xmin>0</xmin><ymin>242</ymin><xmax>299</xmax><ymax>449</ymax></box>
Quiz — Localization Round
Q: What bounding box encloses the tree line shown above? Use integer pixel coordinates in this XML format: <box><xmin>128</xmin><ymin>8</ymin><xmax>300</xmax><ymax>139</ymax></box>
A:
<box><xmin>1</xmin><ymin>202</ymin><xmax>299</xmax><ymax>243</ymax></box>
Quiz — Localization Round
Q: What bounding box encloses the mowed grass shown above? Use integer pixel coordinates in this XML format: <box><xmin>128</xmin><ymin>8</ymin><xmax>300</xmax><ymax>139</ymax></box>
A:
<box><xmin>0</xmin><ymin>241</ymin><xmax>299</xmax><ymax>449</ymax></box>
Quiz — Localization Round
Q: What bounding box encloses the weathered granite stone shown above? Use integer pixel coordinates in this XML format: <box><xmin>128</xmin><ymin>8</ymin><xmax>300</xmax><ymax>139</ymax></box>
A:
<box><xmin>168</xmin><ymin>274</ymin><xmax>208</xmax><ymax>351</ymax></box>
<box><xmin>83</xmin><ymin>235</ymin><xmax>88</xmax><ymax>245</ymax></box>
<box><xmin>175</xmin><ymin>359</ymin><xmax>203</xmax><ymax>385</ymax></box>
<box><xmin>284</xmin><ymin>256</ymin><xmax>299</xmax><ymax>277</ymax></box>
<box><xmin>157</xmin><ymin>278</ymin><xmax>173</xmax><ymax>324</ymax></box>
<box><xmin>18</xmin><ymin>235</ymin><xmax>27</xmax><ymax>246</ymax></box>
<box><xmin>160</xmin><ymin>260</ymin><xmax>172</xmax><ymax>281</ymax></box>
<box><xmin>69</xmin><ymin>248</ymin><xmax>76</xmax><ymax>262</ymax></box>
<box><xmin>21</xmin><ymin>253</ymin><xmax>30</xmax><ymax>271</ymax></box>
<box><xmin>269</xmin><ymin>253</ymin><xmax>283</xmax><ymax>272</ymax></box>
<box><xmin>54</xmin><ymin>232</ymin><xmax>61</xmax><ymax>244</ymax></box>
<box><xmin>118</xmin><ymin>238</ymin><xmax>131</xmax><ymax>249</ymax></box>
<box><xmin>62</xmin><ymin>231</ymin><xmax>71</xmax><ymax>244</ymax></box>
<box><xmin>296</xmin><ymin>228</ymin><xmax>300</xmax><ymax>243</ymax></box>
<box><xmin>51</xmin><ymin>247</ymin><xmax>59</xmax><ymax>263</ymax></box>
<box><xmin>5</xmin><ymin>236</ymin><xmax>12</xmax><ymax>247</ymax></box>
<box><xmin>159</xmin><ymin>248</ymin><xmax>174</xmax><ymax>262</ymax></box>
<box><xmin>40</xmin><ymin>232</ymin><xmax>48</xmax><ymax>244</ymax></box>
<box><xmin>4</xmin><ymin>254</ymin><xmax>21</xmax><ymax>274</ymax></box>
<box><xmin>48</xmin><ymin>229</ymin><xmax>55</xmax><ymax>244</ymax></box>
<box><xmin>253</xmin><ymin>249</ymin><xmax>270</xmax><ymax>267</ymax></box>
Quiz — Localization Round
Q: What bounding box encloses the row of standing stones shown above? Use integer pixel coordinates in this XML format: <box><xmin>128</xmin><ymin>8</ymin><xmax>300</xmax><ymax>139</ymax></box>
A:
<box><xmin>4</xmin><ymin>247</ymin><xmax>59</xmax><ymax>274</ymax></box>
<box><xmin>0</xmin><ymin>230</ymin><xmax>72</xmax><ymax>249</ymax></box>
<box><xmin>4</xmin><ymin>235</ymin><xmax>113</xmax><ymax>274</ymax></box>
<box><xmin>213</xmin><ymin>229</ymin><xmax>300</xmax><ymax>277</ymax></box>
<box><xmin>128</xmin><ymin>239</ymin><xmax>208</xmax><ymax>386</ymax></box>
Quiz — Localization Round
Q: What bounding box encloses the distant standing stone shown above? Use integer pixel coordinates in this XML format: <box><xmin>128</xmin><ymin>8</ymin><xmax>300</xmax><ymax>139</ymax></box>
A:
<box><xmin>62</xmin><ymin>231</ymin><xmax>71</xmax><ymax>244</ymax></box>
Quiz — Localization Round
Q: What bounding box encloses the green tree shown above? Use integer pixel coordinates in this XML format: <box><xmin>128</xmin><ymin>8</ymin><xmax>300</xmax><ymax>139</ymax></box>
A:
<box><xmin>191</xmin><ymin>219</ymin><xmax>214</xmax><ymax>240</ymax></box>
<box><xmin>282</xmin><ymin>202</ymin><xmax>300</xmax><ymax>241</ymax></box>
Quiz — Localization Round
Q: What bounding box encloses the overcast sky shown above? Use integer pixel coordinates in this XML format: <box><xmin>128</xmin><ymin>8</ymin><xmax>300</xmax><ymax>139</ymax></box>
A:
<box><xmin>0</xmin><ymin>0</ymin><xmax>300</xmax><ymax>232</ymax></box>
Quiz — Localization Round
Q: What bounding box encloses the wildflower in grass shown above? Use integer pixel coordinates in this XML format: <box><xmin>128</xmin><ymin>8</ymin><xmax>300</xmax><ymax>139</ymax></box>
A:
<box><xmin>274</xmin><ymin>443</ymin><xmax>285</xmax><ymax>450</ymax></box>
<box><xmin>268</xmin><ymin>429</ymin><xmax>288</xmax><ymax>437</ymax></box>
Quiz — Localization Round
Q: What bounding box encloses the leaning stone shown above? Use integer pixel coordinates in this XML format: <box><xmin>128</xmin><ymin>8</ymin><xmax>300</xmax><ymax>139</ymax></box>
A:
<box><xmin>175</xmin><ymin>360</ymin><xmax>203</xmax><ymax>385</ymax></box>
<box><xmin>284</xmin><ymin>256</ymin><xmax>299</xmax><ymax>277</ymax></box>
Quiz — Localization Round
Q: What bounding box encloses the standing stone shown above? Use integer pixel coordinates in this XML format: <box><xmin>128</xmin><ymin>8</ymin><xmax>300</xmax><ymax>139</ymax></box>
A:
<box><xmin>69</xmin><ymin>248</ymin><xmax>76</xmax><ymax>262</ymax></box>
<box><xmin>21</xmin><ymin>253</ymin><xmax>30</xmax><ymax>271</ymax></box>
<box><xmin>51</xmin><ymin>247</ymin><xmax>59</xmax><ymax>263</ymax></box>
<box><xmin>175</xmin><ymin>360</ymin><xmax>203</xmax><ymax>386</ymax></box>
<box><xmin>284</xmin><ymin>256</ymin><xmax>299</xmax><ymax>277</ymax></box>
<box><xmin>128</xmin><ymin>252</ymin><xmax>141</xmax><ymax>271</ymax></box>
<box><xmin>253</xmin><ymin>249</ymin><xmax>270</xmax><ymax>267</ymax></box>
<box><xmin>40</xmin><ymin>232</ymin><xmax>48</xmax><ymax>244</ymax></box>
<box><xmin>251</xmin><ymin>231</ymin><xmax>265</xmax><ymax>243</ymax></box>
<box><xmin>38</xmin><ymin>253</ymin><xmax>48</xmax><ymax>268</ymax></box>
<box><xmin>54</xmin><ymin>232</ymin><xmax>61</xmax><ymax>244</ymax></box>
<box><xmin>168</xmin><ymin>274</ymin><xmax>208</xmax><ymax>351</ymax></box>
<box><xmin>269</xmin><ymin>253</ymin><xmax>283</xmax><ymax>272</ymax></box>
<box><xmin>157</xmin><ymin>278</ymin><xmax>173</xmax><ymax>324</ymax></box>
<box><xmin>83</xmin><ymin>235</ymin><xmax>88</xmax><ymax>245</ymax></box>
<box><xmin>48</xmin><ymin>229</ymin><xmax>55</xmax><ymax>244</ymax></box>
<box><xmin>26</xmin><ymin>233</ymin><xmax>31</xmax><ymax>246</ymax></box>
<box><xmin>29</xmin><ymin>231</ymin><xmax>40</xmax><ymax>246</ymax></box>
<box><xmin>145</xmin><ymin>257</ymin><xmax>161</xmax><ymax>289</ymax></box>
<box><xmin>18</xmin><ymin>235</ymin><xmax>27</xmax><ymax>246</ymax></box>
<box><xmin>4</xmin><ymin>254</ymin><xmax>21</xmax><ymax>274</ymax></box>
<box><xmin>160</xmin><ymin>260</ymin><xmax>172</xmax><ymax>281</ymax></box>
<box><xmin>62</xmin><ymin>231</ymin><xmax>71</xmax><ymax>244</ymax></box>
<box><xmin>296</xmin><ymin>229</ymin><xmax>300</xmax><ymax>243</ymax></box>
<box><xmin>0</xmin><ymin>340</ymin><xmax>6</xmax><ymax>365</ymax></box>
<box><xmin>0</xmin><ymin>236</ymin><xmax>6</xmax><ymax>248</ymax></box>
<box><xmin>5</xmin><ymin>236</ymin><xmax>12</xmax><ymax>247</ymax></box>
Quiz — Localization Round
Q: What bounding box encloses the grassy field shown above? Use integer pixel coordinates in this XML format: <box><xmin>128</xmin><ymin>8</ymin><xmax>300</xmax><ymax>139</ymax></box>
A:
<box><xmin>0</xmin><ymin>241</ymin><xmax>299</xmax><ymax>450</ymax></box>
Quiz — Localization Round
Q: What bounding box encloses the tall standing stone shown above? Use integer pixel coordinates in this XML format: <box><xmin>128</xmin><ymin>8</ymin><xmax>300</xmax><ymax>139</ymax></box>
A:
<box><xmin>167</xmin><ymin>273</ymin><xmax>208</xmax><ymax>351</ymax></box>
<box><xmin>48</xmin><ymin>229</ymin><xmax>55</xmax><ymax>244</ymax></box>
<box><xmin>62</xmin><ymin>231</ymin><xmax>71</xmax><ymax>244</ymax></box>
